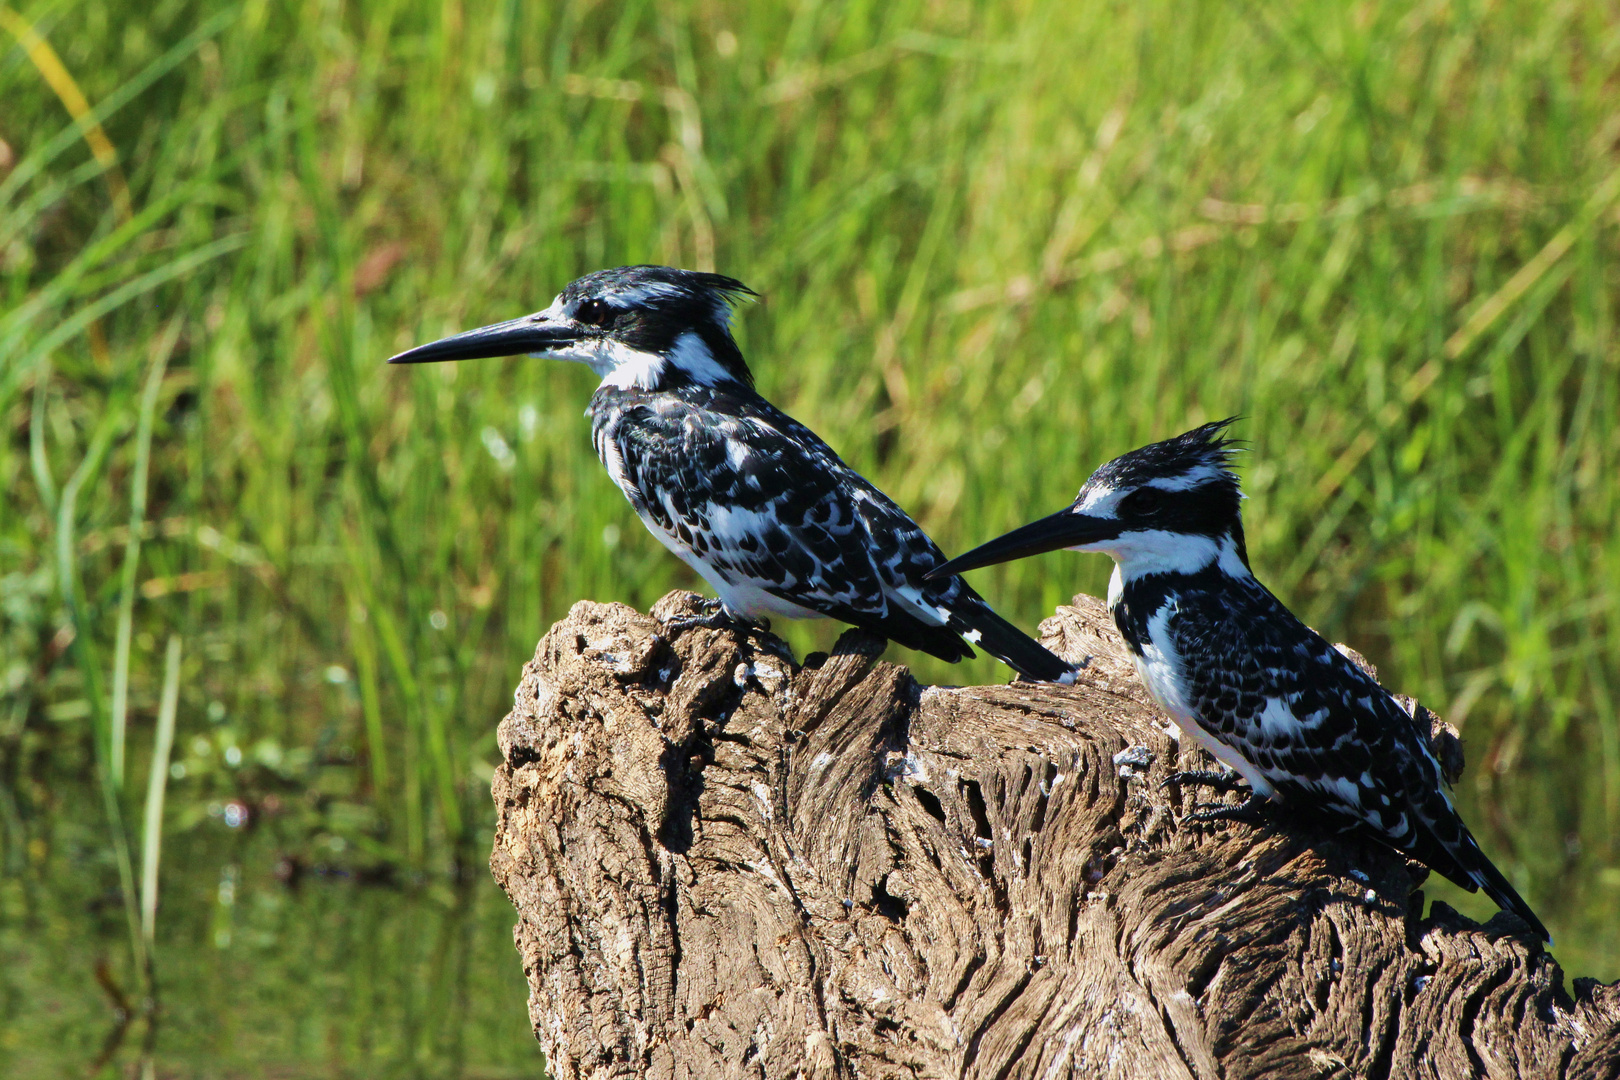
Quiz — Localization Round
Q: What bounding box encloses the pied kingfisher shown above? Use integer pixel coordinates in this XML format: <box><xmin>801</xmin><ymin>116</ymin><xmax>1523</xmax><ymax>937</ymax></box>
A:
<box><xmin>929</xmin><ymin>419</ymin><xmax>1549</xmax><ymax>940</ymax></box>
<box><xmin>389</xmin><ymin>265</ymin><xmax>1073</xmax><ymax>683</ymax></box>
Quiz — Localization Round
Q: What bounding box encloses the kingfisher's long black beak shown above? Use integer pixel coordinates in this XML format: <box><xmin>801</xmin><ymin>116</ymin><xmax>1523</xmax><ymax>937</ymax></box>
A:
<box><xmin>927</xmin><ymin>507</ymin><xmax>1121</xmax><ymax>579</ymax></box>
<box><xmin>387</xmin><ymin>314</ymin><xmax>584</xmax><ymax>364</ymax></box>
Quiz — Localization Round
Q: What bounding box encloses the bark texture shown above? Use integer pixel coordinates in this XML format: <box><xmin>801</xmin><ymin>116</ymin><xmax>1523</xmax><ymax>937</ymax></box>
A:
<box><xmin>489</xmin><ymin>590</ymin><xmax>1620</xmax><ymax>1080</ymax></box>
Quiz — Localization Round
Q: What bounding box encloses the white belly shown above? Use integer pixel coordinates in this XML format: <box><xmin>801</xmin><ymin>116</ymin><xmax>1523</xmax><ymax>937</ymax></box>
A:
<box><xmin>710</xmin><ymin>578</ymin><xmax>825</xmax><ymax>621</ymax></box>
<box><xmin>633</xmin><ymin>508</ymin><xmax>824</xmax><ymax>622</ymax></box>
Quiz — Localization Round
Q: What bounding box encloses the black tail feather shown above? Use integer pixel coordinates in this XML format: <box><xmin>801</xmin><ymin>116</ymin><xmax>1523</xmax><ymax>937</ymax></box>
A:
<box><xmin>1394</xmin><ymin>802</ymin><xmax>1551</xmax><ymax>943</ymax></box>
<box><xmin>873</xmin><ymin>616</ymin><xmax>976</xmax><ymax>665</ymax></box>
<box><xmin>1454</xmin><ymin>836</ymin><xmax>1551</xmax><ymax>943</ymax></box>
<box><xmin>788</xmin><ymin>582</ymin><xmax>1070</xmax><ymax>676</ymax></box>
<box><xmin>946</xmin><ymin>598</ymin><xmax>1075</xmax><ymax>683</ymax></box>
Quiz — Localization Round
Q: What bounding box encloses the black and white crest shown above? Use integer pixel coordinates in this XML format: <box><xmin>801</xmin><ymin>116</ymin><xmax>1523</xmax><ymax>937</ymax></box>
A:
<box><xmin>1080</xmin><ymin>418</ymin><xmax>1242</xmax><ymax>500</ymax></box>
<box><xmin>389</xmin><ymin>265</ymin><xmax>1073</xmax><ymax>683</ymax></box>
<box><xmin>930</xmin><ymin>421</ymin><xmax>1550</xmax><ymax>941</ymax></box>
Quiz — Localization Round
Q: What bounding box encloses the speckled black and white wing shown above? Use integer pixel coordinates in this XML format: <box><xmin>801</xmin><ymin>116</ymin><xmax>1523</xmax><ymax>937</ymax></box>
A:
<box><xmin>1115</xmin><ymin>569</ymin><xmax>1545</xmax><ymax>938</ymax></box>
<box><xmin>589</xmin><ymin>384</ymin><xmax>1072</xmax><ymax>680</ymax></box>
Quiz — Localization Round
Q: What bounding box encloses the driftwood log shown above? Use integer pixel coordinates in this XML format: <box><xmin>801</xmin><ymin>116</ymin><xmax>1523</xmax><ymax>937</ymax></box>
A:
<box><xmin>489</xmin><ymin>591</ymin><xmax>1620</xmax><ymax>1079</ymax></box>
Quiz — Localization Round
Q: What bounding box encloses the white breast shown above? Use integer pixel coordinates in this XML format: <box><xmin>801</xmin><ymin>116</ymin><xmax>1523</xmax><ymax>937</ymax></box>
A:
<box><xmin>1132</xmin><ymin>602</ymin><xmax>1275</xmax><ymax>795</ymax></box>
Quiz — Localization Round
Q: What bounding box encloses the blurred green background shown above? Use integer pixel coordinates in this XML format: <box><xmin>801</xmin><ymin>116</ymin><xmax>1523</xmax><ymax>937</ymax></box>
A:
<box><xmin>3</xmin><ymin>0</ymin><xmax>1618</xmax><ymax>1074</ymax></box>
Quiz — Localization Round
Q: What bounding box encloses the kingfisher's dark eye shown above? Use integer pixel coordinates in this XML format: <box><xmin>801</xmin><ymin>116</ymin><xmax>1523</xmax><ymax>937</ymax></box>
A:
<box><xmin>576</xmin><ymin>299</ymin><xmax>612</xmax><ymax>327</ymax></box>
<box><xmin>1119</xmin><ymin>487</ymin><xmax>1165</xmax><ymax>516</ymax></box>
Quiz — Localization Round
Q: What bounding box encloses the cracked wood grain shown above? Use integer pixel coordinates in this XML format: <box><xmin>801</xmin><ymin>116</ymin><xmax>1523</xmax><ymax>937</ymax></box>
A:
<box><xmin>489</xmin><ymin>591</ymin><xmax>1620</xmax><ymax>1080</ymax></box>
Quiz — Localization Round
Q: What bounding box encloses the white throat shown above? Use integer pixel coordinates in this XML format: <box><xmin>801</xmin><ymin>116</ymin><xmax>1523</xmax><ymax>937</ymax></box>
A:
<box><xmin>541</xmin><ymin>331</ymin><xmax>733</xmax><ymax>392</ymax></box>
<box><xmin>595</xmin><ymin>341</ymin><xmax>667</xmax><ymax>390</ymax></box>
<box><xmin>1090</xmin><ymin>530</ymin><xmax>1250</xmax><ymax>586</ymax></box>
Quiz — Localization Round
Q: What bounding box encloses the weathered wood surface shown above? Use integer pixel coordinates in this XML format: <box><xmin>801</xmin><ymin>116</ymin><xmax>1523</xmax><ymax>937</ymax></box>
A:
<box><xmin>489</xmin><ymin>590</ymin><xmax>1620</xmax><ymax>1080</ymax></box>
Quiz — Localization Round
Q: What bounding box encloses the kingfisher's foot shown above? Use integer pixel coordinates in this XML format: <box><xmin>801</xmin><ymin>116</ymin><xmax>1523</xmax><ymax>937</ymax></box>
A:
<box><xmin>1161</xmin><ymin>768</ymin><xmax>1247</xmax><ymax>795</ymax></box>
<box><xmin>1181</xmin><ymin>791</ymin><xmax>1270</xmax><ymax>827</ymax></box>
<box><xmin>662</xmin><ymin>603</ymin><xmax>732</xmax><ymax>633</ymax></box>
<box><xmin>662</xmin><ymin>600</ymin><xmax>769</xmax><ymax>635</ymax></box>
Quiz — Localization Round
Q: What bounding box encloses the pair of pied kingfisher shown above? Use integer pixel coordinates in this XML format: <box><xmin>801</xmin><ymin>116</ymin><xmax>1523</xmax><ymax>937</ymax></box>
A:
<box><xmin>392</xmin><ymin>264</ymin><xmax>1548</xmax><ymax>942</ymax></box>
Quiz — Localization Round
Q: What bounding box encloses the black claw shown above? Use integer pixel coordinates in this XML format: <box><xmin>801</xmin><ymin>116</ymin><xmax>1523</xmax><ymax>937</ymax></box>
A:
<box><xmin>661</xmin><ymin>601</ymin><xmax>768</xmax><ymax>635</ymax></box>
<box><xmin>1161</xmin><ymin>768</ymin><xmax>1248</xmax><ymax>795</ymax></box>
<box><xmin>1180</xmin><ymin>791</ymin><xmax>1270</xmax><ymax>827</ymax></box>
<box><xmin>663</xmin><ymin>613</ymin><xmax>731</xmax><ymax>633</ymax></box>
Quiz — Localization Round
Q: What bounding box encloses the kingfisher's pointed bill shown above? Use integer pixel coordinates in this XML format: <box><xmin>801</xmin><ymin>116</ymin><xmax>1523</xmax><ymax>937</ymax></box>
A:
<box><xmin>928</xmin><ymin>507</ymin><xmax>1121</xmax><ymax>578</ymax></box>
<box><xmin>388</xmin><ymin>314</ymin><xmax>585</xmax><ymax>364</ymax></box>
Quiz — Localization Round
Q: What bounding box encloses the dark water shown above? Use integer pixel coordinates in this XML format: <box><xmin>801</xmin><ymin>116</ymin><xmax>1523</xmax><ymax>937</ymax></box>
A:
<box><xmin>0</xmin><ymin>808</ymin><xmax>543</xmax><ymax>1078</ymax></box>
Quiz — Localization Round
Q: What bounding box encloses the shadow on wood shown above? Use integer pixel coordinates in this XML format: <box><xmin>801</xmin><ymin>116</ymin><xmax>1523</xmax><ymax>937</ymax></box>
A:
<box><xmin>489</xmin><ymin>590</ymin><xmax>1620</xmax><ymax>1079</ymax></box>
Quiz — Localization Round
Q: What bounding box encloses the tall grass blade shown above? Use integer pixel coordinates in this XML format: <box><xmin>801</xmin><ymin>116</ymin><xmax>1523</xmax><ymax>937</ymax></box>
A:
<box><xmin>140</xmin><ymin>635</ymin><xmax>181</xmax><ymax>948</ymax></box>
<box><xmin>0</xmin><ymin>4</ymin><xmax>133</xmax><ymax>220</ymax></box>
<box><xmin>349</xmin><ymin>599</ymin><xmax>391</xmax><ymax>815</ymax></box>
<box><xmin>133</xmin><ymin>634</ymin><xmax>181</xmax><ymax>1080</ymax></box>
<box><xmin>29</xmin><ymin>371</ymin><xmax>56</xmax><ymax>514</ymax></box>
<box><xmin>110</xmin><ymin>318</ymin><xmax>181</xmax><ymax>788</ymax></box>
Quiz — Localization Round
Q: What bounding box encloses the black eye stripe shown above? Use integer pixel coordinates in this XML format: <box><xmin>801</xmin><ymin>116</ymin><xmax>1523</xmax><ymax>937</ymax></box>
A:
<box><xmin>1120</xmin><ymin>486</ymin><xmax>1166</xmax><ymax>514</ymax></box>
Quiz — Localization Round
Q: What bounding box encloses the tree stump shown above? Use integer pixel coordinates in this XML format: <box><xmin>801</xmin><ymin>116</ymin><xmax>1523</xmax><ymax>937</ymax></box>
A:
<box><xmin>489</xmin><ymin>591</ymin><xmax>1620</xmax><ymax>1079</ymax></box>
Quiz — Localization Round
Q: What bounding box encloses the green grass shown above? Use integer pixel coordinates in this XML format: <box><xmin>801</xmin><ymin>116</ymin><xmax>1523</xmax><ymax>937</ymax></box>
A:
<box><xmin>3</xmin><ymin>0</ymin><xmax>1619</xmax><ymax>1070</ymax></box>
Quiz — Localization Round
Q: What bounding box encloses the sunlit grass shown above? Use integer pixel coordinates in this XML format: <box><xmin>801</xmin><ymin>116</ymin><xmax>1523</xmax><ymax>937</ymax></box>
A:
<box><xmin>2</xmin><ymin>0</ymin><xmax>1618</xmax><ymax>1067</ymax></box>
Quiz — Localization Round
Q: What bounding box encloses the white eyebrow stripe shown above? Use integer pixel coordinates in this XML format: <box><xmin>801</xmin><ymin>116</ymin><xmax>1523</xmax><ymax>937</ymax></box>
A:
<box><xmin>1144</xmin><ymin>464</ymin><xmax>1227</xmax><ymax>491</ymax></box>
<box><xmin>604</xmin><ymin>282</ymin><xmax>684</xmax><ymax>306</ymax></box>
